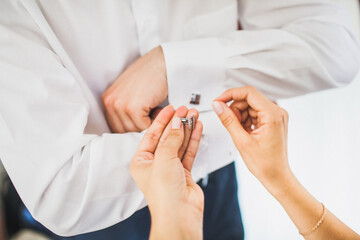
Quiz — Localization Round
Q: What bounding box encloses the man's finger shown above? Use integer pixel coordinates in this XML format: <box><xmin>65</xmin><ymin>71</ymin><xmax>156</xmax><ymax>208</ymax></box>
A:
<box><xmin>104</xmin><ymin>107</ymin><xmax>125</xmax><ymax>133</ymax></box>
<box><xmin>116</xmin><ymin>108</ymin><xmax>140</xmax><ymax>132</ymax></box>
<box><xmin>156</xmin><ymin>115</ymin><xmax>185</xmax><ymax>159</ymax></box>
<box><xmin>182</xmin><ymin>120</ymin><xmax>203</xmax><ymax>172</ymax></box>
<box><xmin>121</xmin><ymin>103</ymin><xmax>152</xmax><ymax>132</ymax></box>
<box><xmin>214</xmin><ymin>86</ymin><xmax>274</xmax><ymax>112</ymax></box>
<box><xmin>137</xmin><ymin>105</ymin><xmax>175</xmax><ymax>153</ymax></box>
<box><xmin>212</xmin><ymin>101</ymin><xmax>251</xmax><ymax>148</ymax></box>
<box><xmin>131</xmin><ymin>111</ymin><xmax>152</xmax><ymax>132</ymax></box>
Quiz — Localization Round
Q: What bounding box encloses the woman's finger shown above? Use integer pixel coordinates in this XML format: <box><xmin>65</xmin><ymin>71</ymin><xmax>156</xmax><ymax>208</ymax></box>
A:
<box><xmin>241</xmin><ymin>109</ymin><xmax>248</xmax><ymax>123</ymax></box>
<box><xmin>248</xmin><ymin>107</ymin><xmax>257</xmax><ymax>118</ymax></box>
<box><xmin>158</xmin><ymin>106</ymin><xmax>188</xmax><ymax>148</ymax></box>
<box><xmin>178</xmin><ymin>108</ymin><xmax>199</xmax><ymax>160</ymax></box>
<box><xmin>230</xmin><ymin>101</ymin><xmax>248</xmax><ymax>123</ymax></box>
<box><xmin>214</xmin><ymin>86</ymin><xmax>274</xmax><ymax>112</ymax></box>
<box><xmin>156</xmin><ymin>115</ymin><xmax>185</xmax><ymax>159</ymax></box>
<box><xmin>182</xmin><ymin>120</ymin><xmax>203</xmax><ymax>172</ymax></box>
<box><xmin>136</xmin><ymin>105</ymin><xmax>175</xmax><ymax>153</ymax></box>
<box><xmin>212</xmin><ymin>101</ymin><xmax>251</xmax><ymax>149</ymax></box>
<box><xmin>244</xmin><ymin>117</ymin><xmax>252</xmax><ymax>133</ymax></box>
<box><xmin>230</xmin><ymin>100</ymin><xmax>249</xmax><ymax>112</ymax></box>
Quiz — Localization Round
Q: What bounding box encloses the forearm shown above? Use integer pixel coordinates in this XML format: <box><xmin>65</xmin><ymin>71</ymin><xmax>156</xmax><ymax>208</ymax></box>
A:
<box><xmin>266</xmin><ymin>171</ymin><xmax>360</xmax><ymax>240</ymax></box>
<box><xmin>214</xmin><ymin>86</ymin><xmax>360</xmax><ymax>239</ymax></box>
<box><xmin>3</xmin><ymin>131</ymin><xmax>146</xmax><ymax>235</ymax></box>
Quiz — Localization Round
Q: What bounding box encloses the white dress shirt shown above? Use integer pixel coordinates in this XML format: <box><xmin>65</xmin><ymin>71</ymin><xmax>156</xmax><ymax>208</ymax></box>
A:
<box><xmin>0</xmin><ymin>0</ymin><xmax>359</xmax><ymax>236</ymax></box>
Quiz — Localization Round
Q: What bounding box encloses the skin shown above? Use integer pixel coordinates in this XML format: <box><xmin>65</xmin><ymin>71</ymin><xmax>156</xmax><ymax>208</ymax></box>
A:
<box><xmin>213</xmin><ymin>86</ymin><xmax>360</xmax><ymax>240</ymax></box>
<box><xmin>102</xmin><ymin>46</ymin><xmax>167</xmax><ymax>133</ymax></box>
<box><xmin>130</xmin><ymin>105</ymin><xmax>204</xmax><ymax>240</ymax></box>
<box><xmin>131</xmin><ymin>86</ymin><xmax>360</xmax><ymax>240</ymax></box>
<box><xmin>99</xmin><ymin>31</ymin><xmax>359</xmax><ymax>239</ymax></box>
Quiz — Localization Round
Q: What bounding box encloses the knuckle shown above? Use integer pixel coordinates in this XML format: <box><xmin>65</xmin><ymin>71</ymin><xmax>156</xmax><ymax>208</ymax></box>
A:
<box><xmin>185</xmin><ymin>147</ymin><xmax>197</xmax><ymax>159</ymax></box>
<box><xmin>223</xmin><ymin>88</ymin><xmax>232</xmax><ymax>95</ymax></box>
<box><xmin>169</xmin><ymin>129</ymin><xmax>183</xmax><ymax>138</ymax></box>
<box><xmin>162</xmin><ymin>148</ymin><xmax>176</xmax><ymax>158</ymax></box>
<box><xmin>102</xmin><ymin>93</ymin><xmax>113</xmax><ymax>108</ymax></box>
<box><xmin>269</xmin><ymin>106</ymin><xmax>283</xmax><ymax>122</ymax></box>
<box><xmin>127</xmin><ymin>103</ymin><xmax>139</xmax><ymax>115</ymax></box>
<box><xmin>114</xmin><ymin>99</ymin><xmax>124</xmax><ymax>110</ymax></box>
<box><xmin>282</xmin><ymin>108</ymin><xmax>289</xmax><ymax>120</ymax></box>
<box><xmin>156</xmin><ymin>116</ymin><xmax>168</xmax><ymax>126</ymax></box>
<box><xmin>158</xmin><ymin>144</ymin><xmax>177</xmax><ymax>157</ymax></box>
<box><xmin>245</xmin><ymin>85</ymin><xmax>256</xmax><ymax>92</ymax></box>
<box><xmin>123</xmin><ymin>102</ymin><xmax>133</xmax><ymax>113</ymax></box>
<box><xmin>270</xmin><ymin>118</ymin><xmax>281</xmax><ymax>126</ymax></box>
<box><xmin>276</xmin><ymin>108</ymin><xmax>285</xmax><ymax>118</ymax></box>
<box><xmin>272</xmin><ymin>108</ymin><xmax>284</xmax><ymax>124</ymax></box>
<box><xmin>146</xmin><ymin>131</ymin><xmax>158</xmax><ymax>142</ymax></box>
<box><xmin>267</xmin><ymin>111</ymin><xmax>279</xmax><ymax>125</ymax></box>
<box><xmin>165</xmin><ymin>134</ymin><xmax>183</xmax><ymax>148</ymax></box>
<box><xmin>222</xmin><ymin>114</ymin><xmax>235</xmax><ymax>128</ymax></box>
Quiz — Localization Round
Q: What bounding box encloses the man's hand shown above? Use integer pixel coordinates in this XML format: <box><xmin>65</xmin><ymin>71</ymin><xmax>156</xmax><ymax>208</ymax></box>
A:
<box><xmin>102</xmin><ymin>46</ymin><xmax>167</xmax><ymax>133</ymax></box>
<box><xmin>130</xmin><ymin>105</ymin><xmax>204</xmax><ymax>240</ymax></box>
<box><xmin>212</xmin><ymin>86</ymin><xmax>291</xmax><ymax>196</ymax></box>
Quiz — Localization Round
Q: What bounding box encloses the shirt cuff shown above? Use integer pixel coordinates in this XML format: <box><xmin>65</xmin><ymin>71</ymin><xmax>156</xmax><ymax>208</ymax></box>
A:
<box><xmin>161</xmin><ymin>38</ymin><xmax>226</xmax><ymax>112</ymax></box>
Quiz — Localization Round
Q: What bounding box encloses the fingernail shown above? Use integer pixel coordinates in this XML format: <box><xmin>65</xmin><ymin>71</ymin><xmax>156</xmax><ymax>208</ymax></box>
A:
<box><xmin>172</xmin><ymin>116</ymin><xmax>181</xmax><ymax>129</ymax></box>
<box><xmin>212</xmin><ymin>101</ymin><xmax>223</xmax><ymax>115</ymax></box>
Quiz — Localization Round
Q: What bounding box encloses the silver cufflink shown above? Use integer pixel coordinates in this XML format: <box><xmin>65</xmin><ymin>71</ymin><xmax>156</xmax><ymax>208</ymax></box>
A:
<box><xmin>190</xmin><ymin>93</ymin><xmax>200</xmax><ymax>105</ymax></box>
<box><xmin>180</xmin><ymin>116</ymin><xmax>195</xmax><ymax>130</ymax></box>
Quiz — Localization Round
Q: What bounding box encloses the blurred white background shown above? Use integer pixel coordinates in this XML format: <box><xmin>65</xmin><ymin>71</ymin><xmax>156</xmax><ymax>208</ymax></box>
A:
<box><xmin>236</xmin><ymin>1</ymin><xmax>360</xmax><ymax>239</ymax></box>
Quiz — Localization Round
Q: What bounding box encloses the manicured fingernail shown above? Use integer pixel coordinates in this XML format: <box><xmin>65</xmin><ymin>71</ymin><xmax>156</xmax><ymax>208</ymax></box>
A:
<box><xmin>212</xmin><ymin>101</ymin><xmax>223</xmax><ymax>115</ymax></box>
<box><xmin>172</xmin><ymin>116</ymin><xmax>181</xmax><ymax>129</ymax></box>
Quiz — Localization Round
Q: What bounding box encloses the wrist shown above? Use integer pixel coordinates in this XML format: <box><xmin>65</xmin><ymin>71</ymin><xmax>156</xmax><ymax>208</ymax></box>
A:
<box><xmin>260</xmin><ymin>167</ymin><xmax>298</xmax><ymax>200</ymax></box>
<box><xmin>149</xmin><ymin>202</ymin><xmax>203</xmax><ymax>240</ymax></box>
<box><xmin>153</xmin><ymin>46</ymin><xmax>168</xmax><ymax>96</ymax></box>
<box><xmin>154</xmin><ymin>46</ymin><xmax>167</xmax><ymax>78</ymax></box>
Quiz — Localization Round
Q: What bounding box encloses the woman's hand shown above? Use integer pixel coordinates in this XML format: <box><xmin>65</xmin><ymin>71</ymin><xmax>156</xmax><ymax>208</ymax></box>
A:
<box><xmin>212</xmin><ymin>86</ymin><xmax>291</xmax><ymax>196</ymax></box>
<box><xmin>213</xmin><ymin>86</ymin><xmax>360</xmax><ymax>239</ymax></box>
<box><xmin>130</xmin><ymin>105</ymin><xmax>204</xmax><ymax>240</ymax></box>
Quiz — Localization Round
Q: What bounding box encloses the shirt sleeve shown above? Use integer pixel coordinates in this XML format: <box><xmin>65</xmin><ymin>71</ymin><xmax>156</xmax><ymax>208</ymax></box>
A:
<box><xmin>162</xmin><ymin>0</ymin><xmax>360</xmax><ymax>110</ymax></box>
<box><xmin>0</xmin><ymin>3</ymin><xmax>147</xmax><ymax>236</ymax></box>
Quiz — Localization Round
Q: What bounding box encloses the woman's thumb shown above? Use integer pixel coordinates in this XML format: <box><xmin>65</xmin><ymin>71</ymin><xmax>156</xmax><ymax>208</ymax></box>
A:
<box><xmin>157</xmin><ymin>116</ymin><xmax>184</xmax><ymax>159</ymax></box>
<box><xmin>212</xmin><ymin>101</ymin><xmax>250</xmax><ymax>147</ymax></box>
